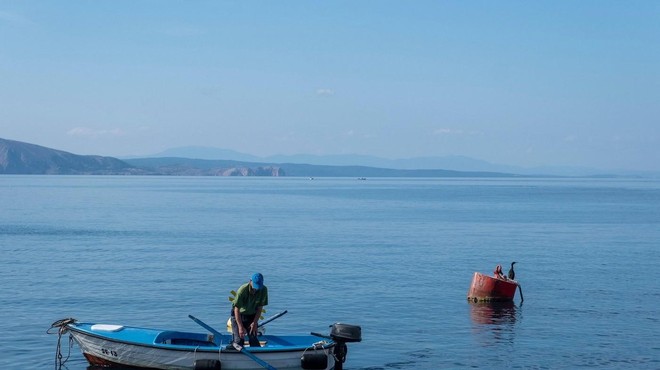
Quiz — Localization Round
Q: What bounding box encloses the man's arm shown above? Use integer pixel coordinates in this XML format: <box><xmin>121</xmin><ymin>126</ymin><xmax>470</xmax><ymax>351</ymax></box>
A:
<box><xmin>234</xmin><ymin>306</ymin><xmax>246</xmax><ymax>338</ymax></box>
<box><xmin>249</xmin><ymin>306</ymin><xmax>263</xmax><ymax>335</ymax></box>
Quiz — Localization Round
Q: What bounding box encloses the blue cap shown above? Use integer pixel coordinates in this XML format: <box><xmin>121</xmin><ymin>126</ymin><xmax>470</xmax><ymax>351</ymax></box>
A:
<box><xmin>251</xmin><ymin>273</ymin><xmax>264</xmax><ymax>290</ymax></box>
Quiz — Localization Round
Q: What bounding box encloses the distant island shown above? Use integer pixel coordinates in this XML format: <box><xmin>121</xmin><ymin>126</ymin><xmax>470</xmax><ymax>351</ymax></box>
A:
<box><xmin>0</xmin><ymin>138</ymin><xmax>518</xmax><ymax>177</ymax></box>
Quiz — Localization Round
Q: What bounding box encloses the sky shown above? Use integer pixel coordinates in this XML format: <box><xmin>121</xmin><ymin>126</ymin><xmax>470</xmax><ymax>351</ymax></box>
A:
<box><xmin>1</xmin><ymin>1</ymin><xmax>659</xmax><ymax>171</ymax></box>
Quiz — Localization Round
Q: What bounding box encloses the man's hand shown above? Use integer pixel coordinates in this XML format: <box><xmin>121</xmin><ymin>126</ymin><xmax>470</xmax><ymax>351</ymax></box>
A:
<box><xmin>249</xmin><ymin>321</ymin><xmax>258</xmax><ymax>335</ymax></box>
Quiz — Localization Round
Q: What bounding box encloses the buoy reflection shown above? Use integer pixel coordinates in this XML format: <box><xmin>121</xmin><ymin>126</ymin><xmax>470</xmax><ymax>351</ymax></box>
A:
<box><xmin>469</xmin><ymin>301</ymin><xmax>521</xmax><ymax>345</ymax></box>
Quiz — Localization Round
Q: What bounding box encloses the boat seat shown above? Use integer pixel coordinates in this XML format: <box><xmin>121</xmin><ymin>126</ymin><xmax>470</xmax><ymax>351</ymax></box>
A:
<box><xmin>169</xmin><ymin>338</ymin><xmax>216</xmax><ymax>347</ymax></box>
<box><xmin>154</xmin><ymin>331</ymin><xmax>216</xmax><ymax>347</ymax></box>
<box><xmin>91</xmin><ymin>324</ymin><xmax>124</xmax><ymax>332</ymax></box>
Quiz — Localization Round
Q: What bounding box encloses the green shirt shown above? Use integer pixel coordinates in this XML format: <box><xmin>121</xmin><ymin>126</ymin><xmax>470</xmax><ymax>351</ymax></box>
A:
<box><xmin>232</xmin><ymin>282</ymin><xmax>268</xmax><ymax>316</ymax></box>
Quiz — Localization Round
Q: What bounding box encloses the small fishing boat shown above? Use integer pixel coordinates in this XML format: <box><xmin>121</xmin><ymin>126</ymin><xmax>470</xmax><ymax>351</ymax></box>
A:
<box><xmin>50</xmin><ymin>316</ymin><xmax>361</xmax><ymax>370</ymax></box>
<box><xmin>467</xmin><ymin>271</ymin><xmax>522</xmax><ymax>302</ymax></box>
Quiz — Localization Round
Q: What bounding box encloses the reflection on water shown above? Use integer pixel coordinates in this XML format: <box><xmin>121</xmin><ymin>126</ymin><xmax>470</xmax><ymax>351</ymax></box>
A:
<box><xmin>469</xmin><ymin>301</ymin><xmax>520</xmax><ymax>325</ymax></box>
<box><xmin>469</xmin><ymin>301</ymin><xmax>521</xmax><ymax>345</ymax></box>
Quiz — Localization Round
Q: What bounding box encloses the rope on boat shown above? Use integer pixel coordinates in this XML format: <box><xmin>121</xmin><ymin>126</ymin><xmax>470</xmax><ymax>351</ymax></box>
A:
<box><xmin>48</xmin><ymin>318</ymin><xmax>76</xmax><ymax>370</ymax></box>
<box><xmin>301</xmin><ymin>340</ymin><xmax>330</xmax><ymax>357</ymax></box>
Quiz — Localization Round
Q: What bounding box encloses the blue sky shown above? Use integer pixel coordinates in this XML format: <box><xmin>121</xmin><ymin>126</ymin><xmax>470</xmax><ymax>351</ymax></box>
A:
<box><xmin>1</xmin><ymin>1</ymin><xmax>659</xmax><ymax>171</ymax></box>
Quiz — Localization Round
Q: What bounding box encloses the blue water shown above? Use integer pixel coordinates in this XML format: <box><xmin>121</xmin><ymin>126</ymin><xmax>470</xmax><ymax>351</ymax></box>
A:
<box><xmin>2</xmin><ymin>176</ymin><xmax>659</xmax><ymax>369</ymax></box>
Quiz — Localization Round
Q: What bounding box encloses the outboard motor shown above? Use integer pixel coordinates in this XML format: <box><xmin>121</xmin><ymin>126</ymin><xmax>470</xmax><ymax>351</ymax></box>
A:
<box><xmin>329</xmin><ymin>323</ymin><xmax>361</xmax><ymax>370</ymax></box>
<box><xmin>330</xmin><ymin>323</ymin><xmax>362</xmax><ymax>343</ymax></box>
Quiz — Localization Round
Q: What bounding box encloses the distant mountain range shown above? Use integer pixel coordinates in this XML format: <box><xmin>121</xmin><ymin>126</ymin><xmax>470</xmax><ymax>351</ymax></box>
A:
<box><xmin>2</xmin><ymin>138</ymin><xmax>655</xmax><ymax>177</ymax></box>
<box><xmin>1</xmin><ymin>138</ymin><xmax>517</xmax><ymax>177</ymax></box>
<box><xmin>145</xmin><ymin>145</ymin><xmax>654</xmax><ymax>177</ymax></box>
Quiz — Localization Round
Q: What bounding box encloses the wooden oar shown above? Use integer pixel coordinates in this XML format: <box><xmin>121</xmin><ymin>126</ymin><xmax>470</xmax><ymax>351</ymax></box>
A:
<box><xmin>188</xmin><ymin>315</ymin><xmax>225</xmax><ymax>346</ymax></box>
<box><xmin>188</xmin><ymin>315</ymin><xmax>277</xmax><ymax>370</ymax></box>
<box><xmin>518</xmin><ymin>284</ymin><xmax>524</xmax><ymax>302</ymax></box>
<box><xmin>258</xmin><ymin>310</ymin><xmax>287</xmax><ymax>328</ymax></box>
<box><xmin>227</xmin><ymin>310</ymin><xmax>288</xmax><ymax>333</ymax></box>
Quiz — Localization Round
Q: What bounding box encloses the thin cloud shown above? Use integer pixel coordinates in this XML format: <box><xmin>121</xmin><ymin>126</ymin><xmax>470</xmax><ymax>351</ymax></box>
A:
<box><xmin>67</xmin><ymin>127</ymin><xmax>126</xmax><ymax>138</ymax></box>
<box><xmin>434</xmin><ymin>128</ymin><xmax>461</xmax><ymax>135</ymax></box>
<box><xmin>433</xmin><ymin>128</ymin><xmax>483</xmax><ymax>136</ymax></box>
<box><xmin>316</xmin><ymin>89</ymin><xmax>335</xmax><ymax>96</ymax></box>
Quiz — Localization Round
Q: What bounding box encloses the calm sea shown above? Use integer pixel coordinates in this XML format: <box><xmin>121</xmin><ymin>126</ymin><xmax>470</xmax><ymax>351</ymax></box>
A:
<box><xmin>1</xmin><ymin>176</ymin><xmax>659</xmax><ymax>369</ymax></box>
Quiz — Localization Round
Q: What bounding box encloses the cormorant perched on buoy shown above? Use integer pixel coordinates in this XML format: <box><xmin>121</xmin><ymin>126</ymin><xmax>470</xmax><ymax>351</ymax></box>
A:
<box><xmin>508</xmin><ymin>262</ymin><xmax>516</xmax><ymax>280</ymax></box>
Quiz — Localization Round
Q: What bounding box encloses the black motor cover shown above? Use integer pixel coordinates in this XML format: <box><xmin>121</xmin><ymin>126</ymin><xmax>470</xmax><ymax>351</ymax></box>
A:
<box><xmin>330</xmin><ymin>323</ymin><xmax>362</xmax><ymax>342</ymax></box>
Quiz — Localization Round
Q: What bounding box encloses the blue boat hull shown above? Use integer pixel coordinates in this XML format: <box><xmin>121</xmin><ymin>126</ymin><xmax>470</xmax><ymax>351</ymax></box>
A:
<box><xmin>60</xmin><ymin>320</ymin><xmax>337</xmax><ymax>370</ymax></box>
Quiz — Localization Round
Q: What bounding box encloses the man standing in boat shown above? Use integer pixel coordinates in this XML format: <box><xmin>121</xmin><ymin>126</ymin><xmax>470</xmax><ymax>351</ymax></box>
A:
<box><xmin>230</xmin><ymin>272</ymin><xmax>268</xmax><ymax>349</ymax></box>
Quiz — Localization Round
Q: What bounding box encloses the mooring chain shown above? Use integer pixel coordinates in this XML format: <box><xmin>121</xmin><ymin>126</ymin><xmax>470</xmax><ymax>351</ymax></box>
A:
<box><xmin>48</xmin><ymin>318</ymin><xmax>76</xmax><ymax>370</ymax></box>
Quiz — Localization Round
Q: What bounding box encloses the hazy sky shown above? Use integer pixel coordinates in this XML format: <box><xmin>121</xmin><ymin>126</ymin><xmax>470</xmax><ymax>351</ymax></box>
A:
<box><xmin>1</xmin><ymin>1</ymin><xmax>659</xmax><ymax>171</ymax></box>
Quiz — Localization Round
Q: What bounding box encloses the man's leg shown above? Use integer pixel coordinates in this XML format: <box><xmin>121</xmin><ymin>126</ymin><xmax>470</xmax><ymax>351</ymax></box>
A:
<box><xmin>230</xmin><ymin>316</ymin><xmax>242</xmax><ymax>347</ymax></box>
<box><xmin>241</xmin><ymin>315</ymin><xmax>261</xmax><ymax>347</ymax></box>
<box><xmin>247</xmin><ymin>329</ymin><xmax>261</xmax><ymax>347</ymax></box>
